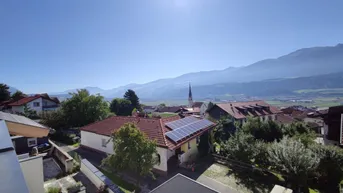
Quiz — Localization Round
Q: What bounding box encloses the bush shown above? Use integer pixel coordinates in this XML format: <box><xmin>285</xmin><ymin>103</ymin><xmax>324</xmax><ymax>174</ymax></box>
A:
<box><xmin>67</xmin><ymin>182</ymin><xmax>82</xmax><ymax>193</ymax></box>
<box><xmin>47</xmin><ymin>187</ymin><xmax>61</xmax><ymax>193</ymax></box>
<box><xmin>310</xmin><ymin>144</ymin><xmax>343</xmax><ymax>191</ymax></box>
<box><xmin>220</xmin><ymin>130</ymin><xmax>256</xmax><ymax>164</ymax></box>
<box><xmin>268</xmin><ymin>137</ymin><xmax>319</xmax><ymax>191</ymax></box>
<box><xmin>49</xmin><ymin>131</ymin><xmax>75</xmax><ymax>145</ymax></box>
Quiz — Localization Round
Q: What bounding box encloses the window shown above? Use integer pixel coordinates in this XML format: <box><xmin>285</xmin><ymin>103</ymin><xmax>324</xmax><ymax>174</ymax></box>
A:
<box><xmin>102</xmin><ymin>138</ymin><xmax>107</xmax><ymax>147</ymax></box>
<box><xmin>268</xmin><ymin>115</ymin><xmax>272</xmax><ymax>121</ymax></box>
<box><xmin>156</xmin><ymin>154</ymin><xmax>161</xmax><ymax>165</ymax></box>
<box><xmin>33</xmin><ymin>102</ymin><xmax>40</xmax><ymax>107</ymax></box>
<box><xmin>27</xmin><ymin>138</ymin><xmax>37</xmax><ymax>147</ymax></box>
<box><xmin>188</xmin><ymin>142</ymin><xmax>191</xmax><ymax>150</ymax></box>
<box><xmin>196</xmin><ymin>137</ymin><xmax>200</xmax><ymax>144</ymax></box>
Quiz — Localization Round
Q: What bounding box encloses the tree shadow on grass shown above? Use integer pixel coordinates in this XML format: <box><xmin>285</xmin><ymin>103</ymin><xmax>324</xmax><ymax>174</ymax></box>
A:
<box><xmin>226</xmin><ymin>164</ymin><xmax>286</xmax><ymax>193</ymax></box>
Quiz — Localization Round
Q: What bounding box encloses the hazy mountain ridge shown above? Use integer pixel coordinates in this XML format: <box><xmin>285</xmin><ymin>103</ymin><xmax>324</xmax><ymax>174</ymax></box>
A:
<box><xmin>48</xmin><ymin>43</ymin><xmax>343</xmax><ymax>99</ymax></box>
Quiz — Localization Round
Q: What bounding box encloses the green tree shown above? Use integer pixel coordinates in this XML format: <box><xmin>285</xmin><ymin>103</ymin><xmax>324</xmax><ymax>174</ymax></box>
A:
<box><xmin>62</xmin><ymin>89</ymin><xmax>110</xmax><ymax>127</ymax></box>
<box><xmin>220</xmin><ymin>130</ymin><xmax>256</xmax><ymax>164</ymax></box>
<box><xmin>40</xmin><ymin>109</ymin><xmax>67</xmax><ymax>130</ymax></box>
<box><xmin>11</xmin><ymin>90</ymin><xmax>26</xmax><ymax>101</ymax></box>
<box><xmin>241</xmin><ymin>117</ymin><xmax>283</xmax><ymax>142</ymax></box>
<box><xmin>101</xmin><ymin>123</ymin><xmax>158</xmax><ymax>186</ymax></box>
<box><xmin>124</xmin><ymin>89</ymin><xmax>141</xmax><ymax>110</ymax></box>
<box><xmin>212</xmin><ymin>115</ymin><xmax>236</xmax><ymax>142</ymax></box>
<box><xmin>0</xmin><ymin>83</ymin><xmax>10</xmax><ymax>102</ymax></box>
<box><xmin>23</xmin><ymin>104</ymin><xmax>39</xmax><ymax>119</ymax></box>
<box><xmin>310</xmin><ymin>144</ymin><xmax>343</xmax><ymax>191</ymax></box>
<box><xmin>158</xmin><ymin>103</ymin><xmax>166</xmax><ymax>108</ymax></box>
<box><xmin>110</xmin><ymin>98</ymin><xmax>133</xmax><ymax>116</ymax></box>
<box><xmin>268</xmin><ymin>137</ymin><xmax>319</xmax><ymax>192</ymax></box>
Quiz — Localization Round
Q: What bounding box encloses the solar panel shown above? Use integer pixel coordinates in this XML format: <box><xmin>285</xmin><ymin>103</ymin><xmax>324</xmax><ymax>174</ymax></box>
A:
<box><xmin>165</xmin><ymin>118</ymin><xmax>214</xmax><ymax>143</ymax></box>
<box><xmin>165</xmin><ymin>132</ymin><xmax>180</xmax><ymax>142</ymax></box>
<box><xmin>165</xmin><ymin>116</ymin><xmax>199</xmax><ymax>130</ymax></box>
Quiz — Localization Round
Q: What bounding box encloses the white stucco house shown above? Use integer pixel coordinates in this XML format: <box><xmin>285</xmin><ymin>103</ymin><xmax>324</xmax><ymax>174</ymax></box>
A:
<box><xmin>80</xmin><ymin>115</ymin><xmax>215</xmax><ymax>175</ymax></box>
<box><xmin>1</xmin><ymin>94</ymin><xmax>60</xmax><ymax>114</ymax></box>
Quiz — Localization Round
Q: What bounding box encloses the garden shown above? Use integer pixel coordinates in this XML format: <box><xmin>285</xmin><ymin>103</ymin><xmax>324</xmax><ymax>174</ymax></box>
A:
<box><xmin>209</xmin><ymin>116</ymin><xmax>343</xmax><ymax>193</ymax></box>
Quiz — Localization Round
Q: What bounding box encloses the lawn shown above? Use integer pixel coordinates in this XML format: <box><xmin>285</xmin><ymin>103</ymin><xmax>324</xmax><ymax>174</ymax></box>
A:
<box><xmin>148</xmin><ymin>112</ymin><xmax>178</xmax><ymax>118</ymax></box>
<box><xmin>99</xmin><ymin>168</ymin><xmax>140</xmax><ymax>193</ymax></box>
<box><xmin>295</xmin><ymin>88</ymin><xmax>343</xmax><ymax>94</ymax></box>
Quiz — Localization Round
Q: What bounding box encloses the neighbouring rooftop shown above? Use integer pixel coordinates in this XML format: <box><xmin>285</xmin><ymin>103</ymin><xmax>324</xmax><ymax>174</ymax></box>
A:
<box><xmin>210</xmin><ymin>100</ymin><xmax>281</xmax><ymax>119</ymax></box>
<box><xmin>150</xmin><ymin>173</ymin><xmax>218</xmax><ymax>193</ymax></box>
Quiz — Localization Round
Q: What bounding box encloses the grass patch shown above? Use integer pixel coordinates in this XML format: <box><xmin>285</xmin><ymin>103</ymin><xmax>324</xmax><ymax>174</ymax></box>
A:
<box><xmin>309</xmin><ymin>188</ymin><xmax>320</xmax><ymax>193</ymax></box>
<box><xmin>159</xmin><ymin>113</ymin><xmax>178</xmax><ymax>118</ymax></box>
<box><xmin>99</xmin><ymin>168</ymin><xmax>140</xmax><ymax>193</ymax></box>
<box><xmin>72</xmin><ymin>142</ymin><xmax>80</xmax><ymax>147</ymax></box>
<box><xmin>295</xmin><ymin>88</ymin><xmax>343</xmax><ymax>94</ymax></box>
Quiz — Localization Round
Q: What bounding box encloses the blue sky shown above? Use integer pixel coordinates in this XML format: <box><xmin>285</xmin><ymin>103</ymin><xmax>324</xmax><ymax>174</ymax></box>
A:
<box><xmin>1</xmin><ymin>0</ymin><xmax>342</xmax><ymax>93</ymax></box>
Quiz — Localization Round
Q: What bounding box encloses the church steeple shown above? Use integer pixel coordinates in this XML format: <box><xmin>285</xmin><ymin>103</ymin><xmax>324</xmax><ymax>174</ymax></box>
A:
<box><xmin>188</xmin><ymin>83</ymin><xmax>193</xmax><ymax>107</ymax></box>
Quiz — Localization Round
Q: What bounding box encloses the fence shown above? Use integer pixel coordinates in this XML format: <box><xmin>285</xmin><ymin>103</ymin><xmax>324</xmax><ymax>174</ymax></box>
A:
<box><xmin>48</xmin><ymin>140</ymin><xmax>74</xmax><ymax>173</ymax></box>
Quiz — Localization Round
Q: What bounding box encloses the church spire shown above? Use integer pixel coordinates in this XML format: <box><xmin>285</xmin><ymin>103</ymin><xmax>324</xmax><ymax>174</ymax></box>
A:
<box><xmin>188</xmin><ymin>83</ymin><xmax>193</xmax><ymax>107</ymax></box>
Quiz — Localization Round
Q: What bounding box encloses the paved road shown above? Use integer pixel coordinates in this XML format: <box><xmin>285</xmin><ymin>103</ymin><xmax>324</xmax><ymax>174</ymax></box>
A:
<box><xmin>196</xmin><ymin>175</ymin><xmax>240</xmax><ymax>193</ymax></box>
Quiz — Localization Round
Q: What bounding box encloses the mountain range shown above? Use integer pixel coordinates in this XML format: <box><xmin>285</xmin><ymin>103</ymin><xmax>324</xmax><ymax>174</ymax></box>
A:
<box><xmin>44</xmin><ymin>43</ymin><xmax>343</xmax><ymax>99</ymax></box>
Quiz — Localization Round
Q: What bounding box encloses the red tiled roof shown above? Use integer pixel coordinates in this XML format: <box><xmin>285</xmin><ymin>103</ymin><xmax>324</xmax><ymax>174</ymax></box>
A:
<box><xmin>80</xmin><ymin>115</ymin><xmax>215</xmax><ymax>150</ymax></box>
<box><xmin>192</xmin><ymin>102</ymin><xmax>204</xmax><ymax>108</ymax></box>
<box><xmin>275</xmin><ymin>114</ymin><xmax>295</xmax><ymax>124</ymax></box>
<box><xmin>7</xmin><ymin>95</ymin><xmax>41</xmax><ymax>106</ymax></box>
<box><xmin>7</xmin><ymin>94</ymin><xmax>60</xmax><ymax>106</ymax></box>
<box><xmin>80</xmin><ymin>116</ymin><xmax>168</xmax><ymax>147</ymax></box>
<box><xmin>214</xmin><ymin>100</ymin><xmax>281</xmax><ymax>119</ymax></box>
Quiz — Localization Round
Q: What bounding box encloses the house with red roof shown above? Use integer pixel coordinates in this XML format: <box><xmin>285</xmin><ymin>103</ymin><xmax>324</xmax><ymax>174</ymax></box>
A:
<box><xmin>1</xmin><ymin>94</ymin><xmax>60</xmax><ymax>114</ymax></box>
<box><xmin>207</xmin><ymin>100</ymin><xmax>282</xmax><ymax>124</ymax></box>
<box><xmin>80</xmin><ymin>115</ymin><xmax>215</xmax><ymax>175</ymax></box>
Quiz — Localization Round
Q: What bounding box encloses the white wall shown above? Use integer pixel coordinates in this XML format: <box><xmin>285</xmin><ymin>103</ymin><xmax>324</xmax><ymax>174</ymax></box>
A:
<box><xmin>81</xmin><ymin>131</ymin><xmax>114</xmax><ymax>154</ymax></box>
<box><xmin>155</xmin><ymin>147</ymin><xmax>168</xmax><ymax>172</ymax></box>
<box><xmin>200</xmin><ymin>103</ymin><xmax>208</xmax><ymax>116</ymax></box>
<box><xmin>19</xmin><ymin>156</ymin><xmax>44</xmax><ymax>193</ymax></box>
<box><xmin>167</xmin><ymin>149</ymin><xmax>175</xmax><ymax>160</ymax></box>
<box><xmin>42</xmin><ymin>99</ymin><xmax>57</xmax><ymax>106</ymax></box>
<box><xmin>27</xmin><ymin>98</ymin><xmax>43</xmax><ymax>113</ymax></box>
<box><xmin>81</xmin><ymin>131</ymin><xmax>169</xmax><ymax>172</ymax></box>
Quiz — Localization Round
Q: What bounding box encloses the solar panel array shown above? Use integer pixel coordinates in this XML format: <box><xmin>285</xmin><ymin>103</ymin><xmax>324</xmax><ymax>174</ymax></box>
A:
<box><xmin>165</xmin><ymin>119</ymin><xmax>213</xmax><ymax>143</ymax></box>
<box><xmin>165</xmin><ymin>116</ymin><xmax>199</xmax><ymax>130</ymax></box>
<box><xmin>81</xmin><ymin>159</ymin><xmax>123</xmax><ymax>193</ymax></box>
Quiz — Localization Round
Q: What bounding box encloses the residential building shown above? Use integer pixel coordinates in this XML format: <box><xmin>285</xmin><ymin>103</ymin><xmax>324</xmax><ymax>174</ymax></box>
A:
<box><xmin>143</xmin><ymin>106</ymin><xmax>157</xmax><ymax>113</ymax></box>
<box><xmin>80</xmin><ymin>115</ymin><xmax>215</xmax><ymax>175</ymax></box>
<box><xmin>309</xmin><ymin>106</ymin><xmax>343</xmax><ymax>145</ymax></box>
<box><xmin>187</xmin><ymin>102</ymin><xmax>208</xmax><ymax>117</ymax></box>
<box><xmin>207</xmin><ymin>100</ymin><xmax>281</xmax><ymax>123</ymax></box>
<box><xmin>1</xmin><ymin>93</ymin><xmax>60</xmax><ymax>114</ymax></box>
<box><xmin>0</xmin><ymin>111</ymin><xmax>50</xmax><ymax>154</ymax></box>
<box><xmin>150</xmin><ymin>173</ymin><xmax>218</xmax><ymax>193</ymax></box>
<box><xmin>156</xmin><ymin>106</ymin><xmax>185</xmax><ymax>113</ymax></box>
<box><xmin>0</xmin><ymin>120</ymin><xmax>45</xmax><ymax>193</ymax></box>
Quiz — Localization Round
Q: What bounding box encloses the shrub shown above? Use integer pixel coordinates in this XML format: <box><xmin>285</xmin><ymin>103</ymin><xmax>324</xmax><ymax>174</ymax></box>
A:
<box><xmin>47</xmin><ymin>187</ymin><xmax>61</xmax><ymax>193</ymax></box>
<box><xmin>220</xmin><ymin>130</ymin><xmax>256</xmax><ymax>164</ymax></box>
<box><xmin>49</xmin><ymin>131</ymin><xmax>75</xmax><ymax>145</ymax></box>
<box><xmin>268</xmin><ymin>137</ymin><xmax>319</xmax><ymax>191</ymax></box>
<box><xmin>310</xmin><ymin>144</ymin><xmax>343</xmax><ymax>191</ymax></box>
<box><xmin>67</xmin><ymin>182</ymin><xmax>82</xmax><ymax>193</ymax></box>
